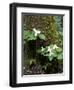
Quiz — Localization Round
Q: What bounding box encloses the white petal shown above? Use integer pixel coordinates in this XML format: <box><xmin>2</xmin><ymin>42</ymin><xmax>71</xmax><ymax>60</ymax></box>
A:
<box><xmin>37</xmin><ymin>30</ymin><xmax>41</xmax><ymax>34</ymax></box>
<box><xmin>35</xmin><ymin>33</ymin><xmax>37</xmax><ymax>36</ymax></box>
<box><xmin>53</xmin><ymin>45</ymin><xmax>58</xmax><ymax>49</ymax></box>
<box><xmin>33</xmin><ymin>28</ymin><xmax>36</xmax><ymax>32</ymax></box>
<box><xmin>47</xmin><ymin>47</ymin><xmax>52</xmax><ymax>52</ymax></box>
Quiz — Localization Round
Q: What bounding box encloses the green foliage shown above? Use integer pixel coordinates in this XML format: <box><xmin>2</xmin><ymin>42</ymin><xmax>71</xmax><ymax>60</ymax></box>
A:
<box><xmin>37</xmin><ymin>44</ymin><xmax>63</xmax><ymax>61</ymax></box>
<box><xmin>24</xmin><ymin>29</ymin><xmax>46</xmax><ymax>41</ymax></box>
<box><xmin>24</xmin><ymin>31</ymin><xmax>37</xmax><ymax>41</ymax></box>
<box><xmin>57</xmin><ymin>52</ymin><xmax>63</xmax><ymax>60</ymax></box>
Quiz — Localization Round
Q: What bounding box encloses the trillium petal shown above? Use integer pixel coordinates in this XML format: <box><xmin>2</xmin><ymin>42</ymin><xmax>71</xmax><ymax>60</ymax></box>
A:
<box><xmin>53</xmin><ymin>44</ymin><xmax>58</xmax><ymax>49</ymax></box>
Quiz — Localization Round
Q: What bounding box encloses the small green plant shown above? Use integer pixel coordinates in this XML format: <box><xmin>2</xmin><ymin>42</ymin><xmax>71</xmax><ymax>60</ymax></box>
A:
<box><xmin>37</xmin><ymin>44</ymin><xmax>63</xmax><ymax>61</ymax></box>
<box><xmin>24</xmin><ymin>28</ymin><xmax>46</xmax><ymax>41</ymax></box>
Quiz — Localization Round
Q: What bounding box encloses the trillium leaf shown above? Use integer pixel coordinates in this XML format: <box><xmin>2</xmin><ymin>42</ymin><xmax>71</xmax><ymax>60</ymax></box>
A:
<box><xmin>24</xmin><ymin>30</ymin><xmax>37</xmax><ymax>41</ymax></box>
<box><xmin>56</xmin><ymin>47</ymin><xmax>62</xmax><ymax>52</ymax></box>
<box><xmin>57</xmin><ymin>53</ymin><xmax>63</xmax><ymax>60</ymax></box>
<box><xmin>38</xmin><ymin>34</ymin><xmax>46</xmax><ymax>40</ymax></box>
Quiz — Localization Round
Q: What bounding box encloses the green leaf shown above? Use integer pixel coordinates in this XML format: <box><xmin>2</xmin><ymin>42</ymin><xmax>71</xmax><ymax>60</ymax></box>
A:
<box><xmin>57</xmin><ymin>53</ymin><xmax>63</xmax><ymax>60</ymax></box>
<box><xmin>48</xmin><ymin>55</ymin><xmax>53</xmax><ymax>61</ymax></box>
<box><xmin>28</xmin><ymin>33</ymin><xmax>37</xmax><ymax>40</ymax></box>
<box><xmin>24</xmin><ymin>31</ymin><xmax>37</xmax><ymax>41</ymax></box>
<box><xmin>38</xmin><ymin>34</ymin><xmax>46</xmax><ymax>40</ymax></box>
<box><xmin>56</xmin><ymin>47</ymin><xmax>62</xmax><ymax>52</ymax></box>
<box><xmin>24</xmin><ymin>31</ymin><xmax>30</xmax><ymax>39</ymax></box>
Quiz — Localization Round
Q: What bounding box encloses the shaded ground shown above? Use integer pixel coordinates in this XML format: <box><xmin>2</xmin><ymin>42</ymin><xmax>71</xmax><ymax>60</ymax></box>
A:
<box><xmin>23</xmin><ymin>61</ymin><xmax>63</xmax><ymax>75</ymax></box>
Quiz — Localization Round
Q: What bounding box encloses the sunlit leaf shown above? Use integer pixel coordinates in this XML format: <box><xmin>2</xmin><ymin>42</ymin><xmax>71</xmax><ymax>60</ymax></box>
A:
<box><xmin>38</xmin><ymin>34</ymin><xmax>46</xmax><ymax>40</ymax></box>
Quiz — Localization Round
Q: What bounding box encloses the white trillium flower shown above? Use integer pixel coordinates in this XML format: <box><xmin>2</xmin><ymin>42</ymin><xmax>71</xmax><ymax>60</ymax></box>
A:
<box><xmin>33</xmin><ymin>28</ymin><xmax>41</xmax><ymax>36</ymax></box>
<box><xmin>47</xmin><ymin>46</ymin><xmax>52</xmax><ymax>53</ymax></box>
<box><xmin>47</xmin><ymin>46</ymin><xmax>54</xmax><ymax>56</ymax></box>
<box><xmin>53</xmin><ymin>45</ymin><xmax>58</xmax><ymax>49</ymax></box>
